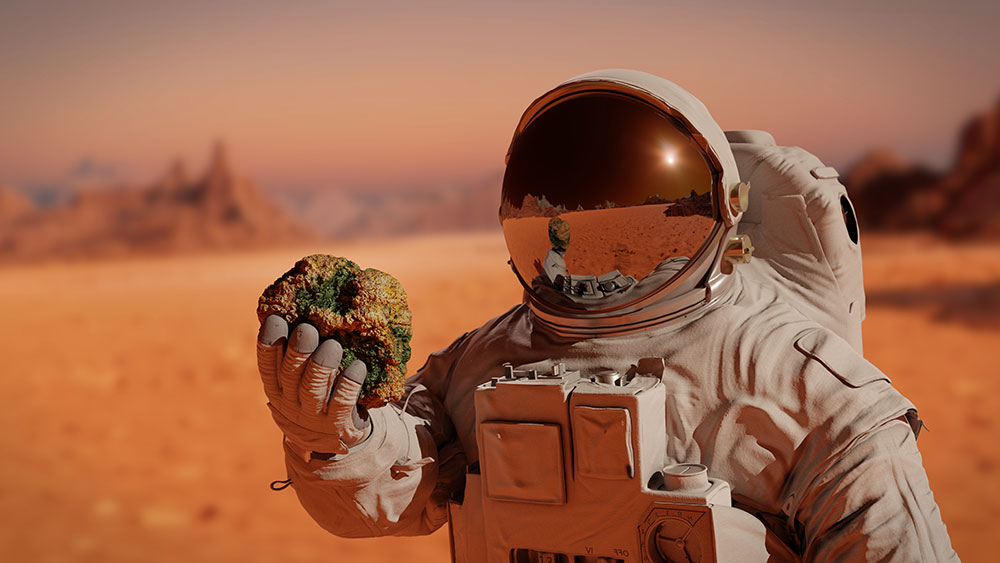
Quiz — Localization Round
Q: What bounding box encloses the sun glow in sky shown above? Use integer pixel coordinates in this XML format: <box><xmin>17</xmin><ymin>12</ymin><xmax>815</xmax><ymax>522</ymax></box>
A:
<box><xmin>1</xmin><ymin>0</ymin><xmax>998</xmax><ymax>192</ymax></box>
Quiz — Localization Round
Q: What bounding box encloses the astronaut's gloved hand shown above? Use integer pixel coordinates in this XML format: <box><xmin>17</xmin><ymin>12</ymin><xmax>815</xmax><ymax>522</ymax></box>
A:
<box><xmin>256</xmin><ymin>315</ymin><xmax>372</xmax><ymax>461</ymax></box>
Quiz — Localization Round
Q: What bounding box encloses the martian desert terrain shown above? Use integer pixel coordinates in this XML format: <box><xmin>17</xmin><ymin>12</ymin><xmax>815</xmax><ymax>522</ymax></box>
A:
<box><xmin>0</xmin><ymin>232</ymin><xmax>997</xmax><ymax>562</ymax></box>
<box><xmin>503</xmin><ymin>203</ymin><xmax>715</xmax><ymax>282</ymax></box>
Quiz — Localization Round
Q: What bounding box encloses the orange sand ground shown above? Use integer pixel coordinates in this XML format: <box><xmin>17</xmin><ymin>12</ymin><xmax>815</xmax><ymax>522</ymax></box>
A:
<box><xmin>0</xmin><ymin>232</ymin><xmax>997</xmax><ymax>562</ymax></box>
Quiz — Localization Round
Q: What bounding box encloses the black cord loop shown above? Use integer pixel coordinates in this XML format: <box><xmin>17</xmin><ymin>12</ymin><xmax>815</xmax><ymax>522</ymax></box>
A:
<box><xmin>269</xmin><ymin>478</ymin><xmax>292</xmax><ymax>491</ymax></box>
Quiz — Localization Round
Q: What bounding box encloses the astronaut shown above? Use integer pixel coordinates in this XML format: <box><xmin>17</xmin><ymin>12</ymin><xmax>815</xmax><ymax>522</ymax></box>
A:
<box><xmin>256</xmin><ymin>70</ymin><xmax>958</xmax><ymax>561</ymax></box>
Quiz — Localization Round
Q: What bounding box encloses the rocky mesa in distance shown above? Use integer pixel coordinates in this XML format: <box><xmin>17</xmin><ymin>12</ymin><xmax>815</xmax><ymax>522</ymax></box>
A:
<box><xmin>0</xmin><ymin>143</ymin><xmax>318</xmax><ymax>263</ymax></box>
<box><xmin>845</xmin><ymin>95</ymin><xmax>1000</xmax><ymax>239</ymax></box>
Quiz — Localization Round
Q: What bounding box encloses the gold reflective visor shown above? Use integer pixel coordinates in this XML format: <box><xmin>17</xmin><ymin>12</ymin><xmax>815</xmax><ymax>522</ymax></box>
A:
<box><xmin>501</xmin><ymin>92</ymin><xmax>718</xmax><ymax>307</ymax></box>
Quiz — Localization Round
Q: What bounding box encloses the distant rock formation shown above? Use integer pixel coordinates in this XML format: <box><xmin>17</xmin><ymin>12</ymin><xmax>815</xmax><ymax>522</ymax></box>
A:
<box><xmin>500</xmin><ymin>193</ymin><xmax>561</xmax><ymax>219</ymax></box>
<box><xmin>937</xmin><ymin>97</ymin><xmax>1000</xmax><ymax>238</ymax></box>
<box><xmin>642</xmin><ymin>193</ymin><xmax>672</xmax><ymax>205</ymax></box>
<box><xmin>843</xmin><ymin>148</ymin><xmax>913</xmax><ymax>191</ymax></box>
<box><xmin>276</xmin><ymin>171</ymin><xmax>503</xmax><ymax>239</ymax></box>
<box><xmin>843</xmin><ymin>149</ymin><xmax>941</xmax><ymax>231</ymax></box>
<box><xmin>0</xmin><ymin>186</ymin><xmax>35</xmax><ymax>223</ymax></box>
<box><xmin>662</xmin><ymin>190</ymin><xmax>713</xmax><ymax>217</ymax></box>
<box><xmin>499</xmin><ymin>190</ymin><xmax>707</xmax><ymax>221</ymax></box>
<box><xmin>845</xmin><ymin>96</ymin><xmax>1000</xmax><ymax>238</ymax></box>
<box><xmin>0</xmin><ymin>142</ymin><xmax>317</xmax><ymax>263</ymax></box>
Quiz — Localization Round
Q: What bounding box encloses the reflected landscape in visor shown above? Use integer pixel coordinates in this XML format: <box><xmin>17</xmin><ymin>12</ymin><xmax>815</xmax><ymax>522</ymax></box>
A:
<box><xmin>501</xmin><ymin>92</ymin><xmax>718</xmax><ymax>304</ymax></box>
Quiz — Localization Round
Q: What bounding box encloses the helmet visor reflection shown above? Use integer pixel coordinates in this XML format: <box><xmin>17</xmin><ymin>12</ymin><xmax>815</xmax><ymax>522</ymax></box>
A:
<box><xmin>501</xmin><ymin>92</ymin><xmax>718</xmax><ymax>300</ymax></box>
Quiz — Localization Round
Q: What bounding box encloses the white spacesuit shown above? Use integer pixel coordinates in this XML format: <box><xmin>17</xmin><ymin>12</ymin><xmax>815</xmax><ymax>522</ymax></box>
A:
<box><xmin>257</xmin><ymin>70</ymin><xmax>958</xmax><ymax>562</ymax></box>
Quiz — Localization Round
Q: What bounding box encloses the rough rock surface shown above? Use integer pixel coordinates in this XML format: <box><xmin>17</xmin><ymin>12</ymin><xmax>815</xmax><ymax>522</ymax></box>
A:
<box><xmin>257</xmin><ymin>254</ymin><xmax>412</xmax><ymax>409</ymax></box>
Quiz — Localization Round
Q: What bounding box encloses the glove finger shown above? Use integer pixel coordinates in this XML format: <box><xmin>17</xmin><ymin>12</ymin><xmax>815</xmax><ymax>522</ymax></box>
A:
<box><xmin>328</xmin><ymin>360</ymin><xmax>368</xmax><ymax>447</ymax></box>
<box><xmin>256</xmin><ymin>315</ymin><xmax>288</xmax><ymax>401</ymax></box>
<box><xmin>299</xmin><ymin>339</ymin><xmax>344</xmax><ymax>415</ymax></box>
<box><xmin>279</xmin><ymin>323</ymin><xmax>319</xmax><ymax>402</ymax></box>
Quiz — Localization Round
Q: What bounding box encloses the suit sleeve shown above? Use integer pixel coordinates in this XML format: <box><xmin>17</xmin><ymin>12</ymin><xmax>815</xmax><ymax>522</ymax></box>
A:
<box><xmin>768</xmin><ymin>327</ymin><xmax>959</xmax><ymax>561</ymax></box>
<box><xmin>793</xmin><ymin>418</ymin><xmax>959</xmax><ymax>562</ymax></box>
<box><xmin>281</xmin><ymin>335</ymin><xmax>472</xmax><ymax>538</ymax></box>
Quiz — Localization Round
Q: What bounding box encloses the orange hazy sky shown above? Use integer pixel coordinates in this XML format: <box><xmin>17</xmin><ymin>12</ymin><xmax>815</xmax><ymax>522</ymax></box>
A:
<box><xmin>2</xmin><ymin>0</ymin><xmax>998</xmax><ymax>191</ymax></box>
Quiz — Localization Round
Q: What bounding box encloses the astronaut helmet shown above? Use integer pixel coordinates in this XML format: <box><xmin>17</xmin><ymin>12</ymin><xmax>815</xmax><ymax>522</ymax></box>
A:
<box><xmin>500</xmin><ymin>70</ymin><xmax>751</xmax><ymax>336</ymax></box>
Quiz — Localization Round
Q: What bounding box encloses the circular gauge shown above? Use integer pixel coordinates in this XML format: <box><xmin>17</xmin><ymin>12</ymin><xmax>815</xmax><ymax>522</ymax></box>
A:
<box><xmin>653</xmin><ymin>517</ymin><xmax>703</xmax><ymax>563</ymax></box>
